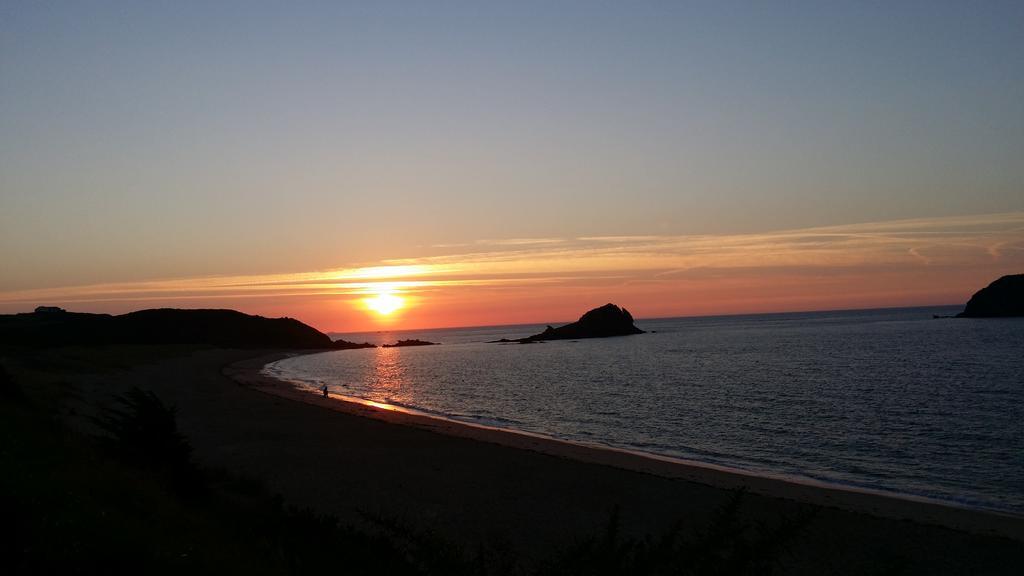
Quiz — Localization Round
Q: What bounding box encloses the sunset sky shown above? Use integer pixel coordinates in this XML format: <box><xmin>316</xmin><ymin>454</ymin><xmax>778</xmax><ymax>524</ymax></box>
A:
<box><xmin>2</xmin><ymin>2</ymin><xmax>1023</xmax><ymax>332</ymax></box>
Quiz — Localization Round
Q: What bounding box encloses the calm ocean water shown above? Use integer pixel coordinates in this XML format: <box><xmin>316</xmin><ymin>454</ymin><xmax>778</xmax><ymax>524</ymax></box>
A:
<box><xmin>263</xmin><ymin>306</ymin><xmax>1024</xmax><ymax>514</ymax></box>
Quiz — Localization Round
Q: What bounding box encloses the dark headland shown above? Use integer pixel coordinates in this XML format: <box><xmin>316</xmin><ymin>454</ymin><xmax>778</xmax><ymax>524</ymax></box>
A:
<box><xmin>0</xmin><ymin>307</ymin><xmax>375</xmax><ymax>350</ymax></box>
<box><xmin>490</xmin><ymin>303</ymin><xmax>644</xmax><ymax>343</ymax></box>
<box><xmin>957</xmin><ymin>274</ymin><xmax>1024</xmax><ymax>317</ymax></box>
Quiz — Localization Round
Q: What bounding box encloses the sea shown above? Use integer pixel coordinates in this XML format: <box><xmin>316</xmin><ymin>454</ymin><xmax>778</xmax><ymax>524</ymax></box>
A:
<box><xmin>262</xmin><ymin>306</ymin><xmax>1024</xmax><ymax>515</ymax></box>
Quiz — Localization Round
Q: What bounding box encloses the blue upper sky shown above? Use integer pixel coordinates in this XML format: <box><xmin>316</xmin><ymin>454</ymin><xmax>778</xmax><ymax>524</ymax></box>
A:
<box><xmin>2</xmin><ymin>1</ymin><xmax>1023</xmax><ymax>290</ymax></box>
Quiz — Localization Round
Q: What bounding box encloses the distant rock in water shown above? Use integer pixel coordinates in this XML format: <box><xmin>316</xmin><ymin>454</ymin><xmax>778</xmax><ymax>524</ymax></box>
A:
<box><xmin>332</xmin><ymin>338</ymin><xmax>377</xmax><ymax>350</ymax></box>
<box><xmin>957</xmin><ymin>274</ymin><xmax>1024</xmax><ymax>318</ymax></box>
<box><xmin>381</xmin><ymin>339</ymin><xmax>438</xmax><ymax>348</ymax></box>
<box><xmin>490</xmin><ymin>303</ymin><xmax>644</xmax><ymax>344</ymax></box>
<box><xmin>0</xmin><ymin>307</ymin><xmax>350</xmax><ymax>349</ymax></box>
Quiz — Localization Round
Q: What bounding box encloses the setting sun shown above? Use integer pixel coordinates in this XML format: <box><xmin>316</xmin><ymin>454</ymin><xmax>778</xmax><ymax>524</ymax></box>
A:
<box><xmin>363</xmin><ymin>291</ymin><xmax>405</xmax><ymax>316</ymax></box>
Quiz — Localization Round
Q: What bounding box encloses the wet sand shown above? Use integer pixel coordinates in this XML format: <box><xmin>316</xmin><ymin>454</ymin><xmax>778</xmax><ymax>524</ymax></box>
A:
<box><xmin>72</xmin><ymin>348</ymin><xmax>1024</xmax><ymax>574</ymax></box>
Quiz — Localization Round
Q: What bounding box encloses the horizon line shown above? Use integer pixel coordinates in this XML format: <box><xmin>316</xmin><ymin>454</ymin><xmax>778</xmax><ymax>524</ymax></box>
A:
<box><xmin>323</xmin><ymin>301</ymin><xmax>965</xmax><ymax>334</ymax></box>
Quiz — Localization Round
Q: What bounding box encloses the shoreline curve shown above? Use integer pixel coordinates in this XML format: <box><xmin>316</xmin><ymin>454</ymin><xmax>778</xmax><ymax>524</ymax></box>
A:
<box><xmin>225</xmin><ymin>351</ymin><xmax>1024</xmax><ymax>542</ymax></box>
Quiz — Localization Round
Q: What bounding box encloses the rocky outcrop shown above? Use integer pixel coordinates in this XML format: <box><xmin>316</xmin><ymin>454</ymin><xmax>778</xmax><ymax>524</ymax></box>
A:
<box><xmin>491</xmin><ymin>303</ymin><xmax>644</xmax><ymax>343</ymax></box>
<box><xmin>957</xmin><ymin>274</ymin><xmax>1024</xmax><ymax>318</ymax></box>
<box><xmin>381</xmin><ymin>339</ymin><xmax>438</xmax><ymax>348</ymax></box>
<box><xmin>332</xmin><ymin>339</ymin><xmax>377</xmax><ymax>350</ymax></box>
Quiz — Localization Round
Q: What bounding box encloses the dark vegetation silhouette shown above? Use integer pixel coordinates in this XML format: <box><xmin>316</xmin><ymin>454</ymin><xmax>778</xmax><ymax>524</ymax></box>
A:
<box><xmin>0</xmin><ymin>307</ymin><xmax>375</xmax><ymax>350</ymax></box>
<box><xmin>92</xmin><ymin>387</ymin><xmax>202</xmax><ymax>494</ymax></box>
<box><xmin>0</xmin><ymin>363</ymin><xmax>24</xmax><ymax>401</ymax></box>
<box><xmin>536</xmin><ymin>495</ymin><xmax>815</xmax><ymax>576</ymax></box>
<box><xmin>957</xmin><ymin>274</ymin><xmax>1024</xmax><ymax>317</ymax></box>
<box><xmin>490</xmin><ymin>303</ymin><xmax>644</xmax><ymax>344</ymax></box>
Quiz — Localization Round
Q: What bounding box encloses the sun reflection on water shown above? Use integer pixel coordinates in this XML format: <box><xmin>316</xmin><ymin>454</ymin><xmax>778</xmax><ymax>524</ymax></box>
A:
<box><xmin>368</xmin><ymin>346</ymin><xmax>406</xmax><ymax>405</ymax></box>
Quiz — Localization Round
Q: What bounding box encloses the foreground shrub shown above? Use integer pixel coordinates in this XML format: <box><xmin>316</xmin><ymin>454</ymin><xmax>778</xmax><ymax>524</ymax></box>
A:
<box><xmin>93</xmin><ymin>387</ymin><xmax>199</xmax><ymax>492</ymax></box>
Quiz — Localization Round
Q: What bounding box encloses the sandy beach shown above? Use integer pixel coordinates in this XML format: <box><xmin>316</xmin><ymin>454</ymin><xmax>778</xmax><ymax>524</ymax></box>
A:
<box><xmin>60</xmin><ymin>348</ymin><xmax>1024</xmax><ymax>574</ymax></box>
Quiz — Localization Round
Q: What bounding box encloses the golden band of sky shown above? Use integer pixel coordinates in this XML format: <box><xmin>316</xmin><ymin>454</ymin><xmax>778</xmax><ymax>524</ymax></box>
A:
<box><xmin>2</xmin><ymin>212</ymin><xmax>1022</xmax><ymax>331</ymax></box>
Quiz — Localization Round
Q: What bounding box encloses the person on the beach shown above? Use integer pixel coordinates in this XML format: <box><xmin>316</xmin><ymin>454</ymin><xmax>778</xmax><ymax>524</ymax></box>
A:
<box><xmin>321</xmin><ymin>385</ymin><xmax>328</xmax><ymax>398</ymax></box>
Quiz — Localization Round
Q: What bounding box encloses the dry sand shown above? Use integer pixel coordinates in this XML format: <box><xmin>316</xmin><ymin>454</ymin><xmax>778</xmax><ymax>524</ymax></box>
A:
<box><xmin>66</xmin><ymin>348</ymin><xmax>1024</xmax><ymax>574</ymax></box>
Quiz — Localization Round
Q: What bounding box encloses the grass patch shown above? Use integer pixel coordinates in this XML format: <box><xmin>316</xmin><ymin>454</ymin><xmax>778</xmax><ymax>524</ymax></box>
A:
<box><xmin>535</xmin><ymin>494</ymin><xmax>814</xmax><ymax>576</ymax></box>
<box><xmin>3</xmin><ymin>344</ymin><xmax>207</xmax><ymax>376</ymax></box>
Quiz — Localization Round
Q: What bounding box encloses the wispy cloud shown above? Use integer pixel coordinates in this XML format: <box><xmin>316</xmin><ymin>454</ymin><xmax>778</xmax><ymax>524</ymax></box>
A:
<box><xmin>475</xmin><ymin>237</ymin><xmax>566</xmax><ymax>246</ymax></box>
<box><xmin>2</xmin><ymin>212</ymin><xmax>1021</xmax><ymax>310</ymax></box>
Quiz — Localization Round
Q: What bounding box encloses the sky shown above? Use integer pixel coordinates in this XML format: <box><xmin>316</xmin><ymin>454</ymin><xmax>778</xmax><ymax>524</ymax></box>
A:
<box><xmin>2</xmin><ymin>1</ymin><xmax>1023</xmax><ymax>332</ymax></box>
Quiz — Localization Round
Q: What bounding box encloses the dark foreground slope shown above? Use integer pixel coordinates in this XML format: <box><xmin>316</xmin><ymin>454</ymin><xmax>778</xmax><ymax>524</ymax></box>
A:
<box><xmin>493</xmin><ymin>303</ymin><xmax>644</xmax><ymax>343</ymax></box>
<box><xmin>0</xmin><ymin>308</ymin><xmax>373</xmax><ymax>349</ymax></box>
<box><xmin>958</xmin><ymin>274</ymin><xmax>1024</xmax><ymax>318</ymax></box>
<box><xmin>6</xmin><ymin>348</ymin><xmax>1022</xmax><ymax>575</ymax></box>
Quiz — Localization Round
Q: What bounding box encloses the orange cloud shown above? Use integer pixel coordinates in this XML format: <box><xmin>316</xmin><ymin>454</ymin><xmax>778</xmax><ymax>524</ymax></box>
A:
<box><xmin>2</xmin><ymin>213</ymin><xmax>1022</xmax><ymax>331</ymax></box>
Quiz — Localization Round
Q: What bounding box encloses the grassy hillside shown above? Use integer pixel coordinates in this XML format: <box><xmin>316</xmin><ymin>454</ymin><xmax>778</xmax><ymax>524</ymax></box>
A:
<box><xmin>0</xmin><ymin>308</ymin><xmax>375</xmax><ymax>350</ymax></box>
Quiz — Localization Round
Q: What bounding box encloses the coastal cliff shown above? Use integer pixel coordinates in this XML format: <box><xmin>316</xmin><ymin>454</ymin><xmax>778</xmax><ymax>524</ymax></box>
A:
<box><xmin>492</xmin><ymin>303</ymin><xmax>644</xmax><ymax>343</ymax></box>
<box><xmin>957</xmin><ymin>274</ymin><xmax>1024</xmax><ymax>318</ymax></box>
